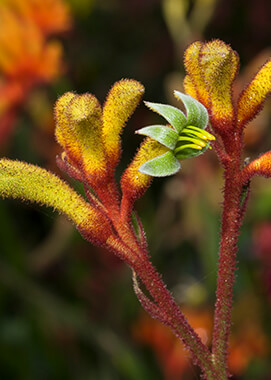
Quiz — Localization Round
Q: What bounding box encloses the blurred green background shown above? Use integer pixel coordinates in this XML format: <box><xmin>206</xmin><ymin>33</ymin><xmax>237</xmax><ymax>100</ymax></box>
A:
<box><xmin>0</xmin><ymin>0</ymin><xmax>271</xmax><ymax>379</ymax></box>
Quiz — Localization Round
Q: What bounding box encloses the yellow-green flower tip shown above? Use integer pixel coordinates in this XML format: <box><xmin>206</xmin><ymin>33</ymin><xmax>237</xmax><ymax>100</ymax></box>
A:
<box><xmin>184</xmin><ymin>41</ymin><xmax>210</xmax><ymax>107</ymax></box>
<box><xmin>55</xmin><ymin>92</ymin><xmax>107</xmax><ymax>185</ymax></box>
<box><xmin>68</xmin><ymin>93</ymin><xmax>100</xmax><ymax>123</ymax></box>
<box><xmin>237</xmin><ymin>59</ymin><xmax>271</xmax><ymax>129</ymax></box>
<box><xmin>102</xmin><ymin>79</ymin><xmax>145</xmax><ymax>171</ymax></box>
<box><xmin>67</xmin><ymin>94</ymin><xmax>107</xmax><ymax>180</ymax></box>
<box><xmin>55</xmin><ymin>91</ymin><xmax>76</xmax><ymax>149</ymax></box>
<box><xmin>0</xmin><ymin>159</ymin><xmax>113</xmax><ymax>245</ymax></box>
<box><xmin>184</xmin><ymin>39</ymin><xmax>239</xmax><ymax>132</ymax></box>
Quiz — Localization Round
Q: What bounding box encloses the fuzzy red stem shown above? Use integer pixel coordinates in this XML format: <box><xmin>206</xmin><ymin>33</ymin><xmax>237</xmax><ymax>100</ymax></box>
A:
<box><xmin>105</xmin><ymin>218</ymin><xmax>218</xmax><ymax>377</ymax></box>
<box><xmin>212</xmin><ymin>135</ymin><xmax>243</xmax><ymax>377</ymax></box>
<box><xmin>83</xmin><ymin>163</ymin><xmax>222</xmax><ymax>377</ymax></box>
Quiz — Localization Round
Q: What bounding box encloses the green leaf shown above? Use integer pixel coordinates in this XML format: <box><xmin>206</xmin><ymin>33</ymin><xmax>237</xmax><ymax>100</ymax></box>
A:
<box><xmin>174</xmin><ymin>92</ymin><xmax>201</xmax><ymax>126</ymax></box>
<box><xmin>138</xmin><ymin>151</ymin><xmax>181</xmax><ymax>177</ymax></box>
<box><xmin>144</xmin><ymin>101</ymin><xmax>186</xmax><ymax>133</ymax></box>
<box><xmin>136</xmin><ymin>125</ymin><xmax>179</xmax><ymax>149</ymax></box>
<box><xmin>174</xmin><ymin>91</ymin><xmax>208</xmax><ymax>130</ymax></box>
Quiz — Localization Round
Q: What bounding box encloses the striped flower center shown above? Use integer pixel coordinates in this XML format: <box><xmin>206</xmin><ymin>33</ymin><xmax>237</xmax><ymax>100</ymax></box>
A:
<box><xmin>174</xmin><ymin>125</ymin><xmax>215</xmax><ymax>159</ymax></box>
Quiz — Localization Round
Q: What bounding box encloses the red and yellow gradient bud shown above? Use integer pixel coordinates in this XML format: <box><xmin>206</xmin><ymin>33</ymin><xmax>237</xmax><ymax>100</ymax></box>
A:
<box><xmin>102</xmin><ymin>79</ymin><xmax>145</xmax><ymax>173</ymax></box>
<box><xmin>184</xmin><ymin>41</ymin><xmax>210</xmax><ymax>107</ymax></box>
<box><xmin>120</xmin><ymin>138</ymin><xmax>168</xmax><ymax>220</ymax></box>
<box><xmin>67</xmin><ymin>94</ymin><xmax>107</xmax><ymax>183</ymax></box>
<box><xmin>237</xmin><ymin>59</ymin><xmax>271</xmax><ymax>129</ymax></box>
<box><xmin>55</xmin><ymin>92</ymin><xmax>107</xmax><ymax>186</ymax></box>
<box><xmin>55</xmin><ymin>92</ymin><xmax>78</xmax><ymax>162</ymax></box>
<box><xmin>184</xmin><ymin>40</ymin><xmax>239</xmax><ymax>133</ymax></box>
<box><xmin>200</xmin><ymin>40</ymin><xmax>239</xmax><ymax>130</ymax></box>
<box><xmin>241</xmin><ymin>151</ymin><xmax>271</xmax><ymax>182</ymax></box>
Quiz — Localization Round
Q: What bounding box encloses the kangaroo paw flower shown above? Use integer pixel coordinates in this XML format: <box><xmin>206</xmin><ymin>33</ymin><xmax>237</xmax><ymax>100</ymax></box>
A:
<box><xmin>102</xmin><ymin>79</ymin><xmax>145</xmax><ymax>174</ymax></box>
<box><xmin>241</xmin><ymin>151</ymin><xmax>271</xmax><ymax>183</ymax></box>
<box><xmin>183</xmin><ymin>39</ymin><xmax>271</xmax><ymax>140</ymax></box>
<box><xmin>55</xmin><ymin>91</ymin><xmax>108</xmax><ymax>189</ymax></box>
<box><xmin>0</xmin><ymin>158</ymin><xmax>114</xmax><ymax>245</ymax></box>
<box><xmin>237</xmin><ymin>59</ymin><xmax>271</xmax><ymax>129</ymax></box>
<box><xmin>184</xmin><ymin>40</ymin><xmax>239</xmax><ymax>135</ymax></box>
<box><xmin>133</xmin><ymin>92</ymin><xmax>214</xmax><ymax>177</ymax></box>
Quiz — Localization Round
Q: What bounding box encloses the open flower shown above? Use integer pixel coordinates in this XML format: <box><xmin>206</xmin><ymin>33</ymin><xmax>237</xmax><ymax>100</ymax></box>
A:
<box><xmin>135</xmin><ymin>91</ymin><xmax>215</xmax><ymax>177</ymax></box>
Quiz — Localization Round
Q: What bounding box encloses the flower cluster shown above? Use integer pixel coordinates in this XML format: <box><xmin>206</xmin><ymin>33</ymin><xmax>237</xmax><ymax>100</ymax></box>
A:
<box><xmin>183</xmin><ymin>40</ymin><xmax>271</xmax><ymax>138</ymax></box>
<box><xmin>0</xmin><ymin>77</ymin><xmax>215</xmax><ymax>276</ymax></box>
<box><xmin>0</xmin><ymin>39</ymin><xmax>271</xmax><ymax>379</ymax></box>
<box><xmin>0</xmin><ymin>80</ymin><xmax>166</xmax><ymax>265</ymax></box>
<box><xmin>183</xmin><ymin>39</ymin><xmax>271</xmax><ymax>377</ymax></box>
<box><xmin>182</xmin><ymin>39</ymin><xmax>271</xmax><ymax>186</ymax></box>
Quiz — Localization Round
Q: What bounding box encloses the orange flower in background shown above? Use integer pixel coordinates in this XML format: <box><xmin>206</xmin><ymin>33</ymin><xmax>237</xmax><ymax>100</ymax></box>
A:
<box><xmin>133</xmin><ymin>306</ymin><xmax>213</xmax><ymax>380</ymax></box>
<box><xmin>5</xmin><ymin>0</ymin><xmax>71</xmax><ymax>36</ymax></box>
<box><xmin>0</xmin><ymin>8</ymin><xmax>62</xmax><ymax>81</ymax></box>
<box><xmin>229</xmin><ymin>324</ymin><xmax>268</xmax><ymax>376</ymax></box>
<box><xmin>0</xmin><ymin>0</ymin><xmax>71</xmax><ymax>143</ymax></box>
<box><xmin>133</xmin><ymin>304</ymin><xmax>269</xmax><ymax>379</ymax></box>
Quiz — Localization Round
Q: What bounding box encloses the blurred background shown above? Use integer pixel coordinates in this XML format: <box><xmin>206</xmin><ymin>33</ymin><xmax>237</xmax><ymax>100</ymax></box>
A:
<box><xmin>0</xmin><ymin>0</ymin><xmax>271</xmax><ymax>379</ymax></box>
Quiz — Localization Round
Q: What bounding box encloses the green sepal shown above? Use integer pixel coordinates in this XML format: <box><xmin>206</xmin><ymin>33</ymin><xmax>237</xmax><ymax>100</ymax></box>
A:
<box><xmin>144</xmin><ymin>101</ymin><xmax>186</xmax><ymax>133</ymax></box>
<box><xmin>174</xmin><ymin>91</ymin><xmax>208</xmax><ymax>130</ymax></box>
<box><xmin>136</xmin><ymin>125</ymin><xmax>179</xmax><ymax>149</ymax></box>
<box><xmin>138</xmin><ymin>151</ymin><xmax>181</xmax><ymax>177</ymax></box>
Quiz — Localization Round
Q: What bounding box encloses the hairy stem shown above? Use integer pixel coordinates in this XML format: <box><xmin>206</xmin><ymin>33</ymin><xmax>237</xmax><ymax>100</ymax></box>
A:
<box><xmin>212</xmin><ymin>138</ymin><xmax>243</xmax><ymax>377</ymax></box>
<box><xmin>107</xmin><ymin>230</ymin><xmax>218</xmax><ymax>378</ymax></box>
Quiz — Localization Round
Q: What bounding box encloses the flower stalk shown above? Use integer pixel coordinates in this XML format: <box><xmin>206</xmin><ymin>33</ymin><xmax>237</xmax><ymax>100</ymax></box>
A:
<box><xmin>182</xmin><ymin>39</ymin><xmax>271</xmax><ymax>376</ymax></box>
<box><xmin>212</xmin><ymin>144</ymin><xmax>243</xmax><ymax>375</ymax></box>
